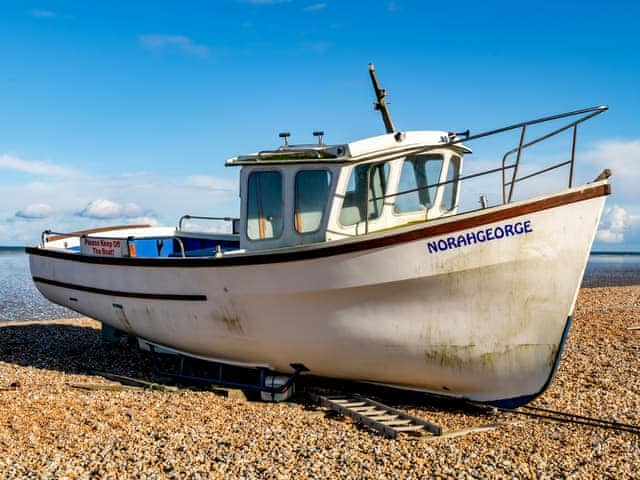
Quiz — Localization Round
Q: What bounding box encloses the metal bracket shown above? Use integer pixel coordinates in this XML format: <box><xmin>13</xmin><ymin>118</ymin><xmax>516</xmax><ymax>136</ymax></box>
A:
<box><xmin>147</xmin><ymin>343</ymin><xmax>308</xmax><ymax>394</ymax></box>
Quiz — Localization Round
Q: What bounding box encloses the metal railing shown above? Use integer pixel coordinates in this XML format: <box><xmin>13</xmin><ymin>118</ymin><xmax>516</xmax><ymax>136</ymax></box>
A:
<box><xmin>366</xmin><ymin>105</ymin><xmax>608</xmax><ymax>226</ymax></box>
<box><xmin>257</xmin><ymin>149</ymin><xmax>325</xmax><ymax>160</ymax></box>
<box><xmin>492</xmin><ymin>106</ymin><xmax>607</xmax><ymax>203</ymax></box>
<box><xmin>177</xmin><ymin>215</ymin><xmax>239</xmax><ymax>234</ymax></box>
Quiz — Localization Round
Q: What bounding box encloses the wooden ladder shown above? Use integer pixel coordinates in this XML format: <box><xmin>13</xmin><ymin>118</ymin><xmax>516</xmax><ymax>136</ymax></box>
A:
<box><xmin>309</xmin><ymin>392</ymin><xmax>442</xmax><ymax>439</ymax></box>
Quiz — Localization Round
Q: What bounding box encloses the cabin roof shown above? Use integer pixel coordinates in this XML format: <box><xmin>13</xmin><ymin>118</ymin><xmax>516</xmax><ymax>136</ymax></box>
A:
<box><xmin>225</xmin><ymin>130</ymin><xmax>472</xmax><ymax>167</ymax></box>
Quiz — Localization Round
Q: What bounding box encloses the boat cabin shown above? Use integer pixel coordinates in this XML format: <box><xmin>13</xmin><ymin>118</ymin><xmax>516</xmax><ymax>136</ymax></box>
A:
<box><xmin>227</xmin><ymin>130</ymin><xmax>470</xmax><ymax>252</ymax></box>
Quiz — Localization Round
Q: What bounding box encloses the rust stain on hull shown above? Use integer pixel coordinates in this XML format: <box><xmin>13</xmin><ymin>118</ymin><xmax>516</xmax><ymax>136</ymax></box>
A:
<box><xmin>211</xmin><ymin>308</ymin><xmax>245</xmax><ymax>335</ymax></box>
<box><xmin>423</xmin><ymin>343</ymin><xmax>557</xmax><ymax>372</ymax></box>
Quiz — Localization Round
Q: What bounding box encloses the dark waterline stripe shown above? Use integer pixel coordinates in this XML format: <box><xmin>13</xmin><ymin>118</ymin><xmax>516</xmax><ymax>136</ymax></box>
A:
<box><xmin>32</xmin><ymin>276</ymin><xmax>207</xmax><ymax>302</ymax></box>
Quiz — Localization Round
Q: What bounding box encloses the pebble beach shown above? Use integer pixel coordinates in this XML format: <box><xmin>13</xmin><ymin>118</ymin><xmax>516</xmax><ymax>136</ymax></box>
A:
<box><xmin>0</xmin><ymin>286</ymin><xmax>638</xmax><ymax>479</ymax></box>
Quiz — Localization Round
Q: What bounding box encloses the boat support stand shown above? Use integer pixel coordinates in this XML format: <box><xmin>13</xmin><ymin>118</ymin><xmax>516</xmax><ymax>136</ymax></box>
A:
<box><xmin>146</xmin><ymin>344</ymin><xmax>308</xmax><ymax>394</ymax></box>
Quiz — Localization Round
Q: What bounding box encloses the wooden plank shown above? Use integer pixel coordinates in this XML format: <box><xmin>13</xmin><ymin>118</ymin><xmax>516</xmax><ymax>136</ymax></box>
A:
<box><xmin>46</xmin><ymin>224</ymin><xmax>151</xmax><ymax>242</ymax></box>
<box><xmin>419</xmin><ymin>422</ymin><xmax>518</xmax><ymax>442</ymax></box>
<box><xmin>68</xmin><ymin>382</ymin><xmax>144</xmax><ymax>392</ymax></box>
<box><xmin>90</xmin><ymin>371</ymin><xmax>179</xmax><ymax>392</ymax></box>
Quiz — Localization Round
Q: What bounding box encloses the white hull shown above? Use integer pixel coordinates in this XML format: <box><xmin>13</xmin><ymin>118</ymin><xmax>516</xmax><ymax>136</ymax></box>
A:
<box><xmin>28</xmin><ymin>183</ymin><xmax>608</xmax><ymax>406</ymax></box>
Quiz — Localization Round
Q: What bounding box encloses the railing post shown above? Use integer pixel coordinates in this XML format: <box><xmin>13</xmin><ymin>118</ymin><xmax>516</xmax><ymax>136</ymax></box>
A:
<box><xmin>501</xmin><ymin>153</ymin><xmax>509</xmax><ymax>205</ymax></box>
<box><xmin>178</xmin><ymin>214</ymin><xmax>191</xmax><ymax>230</ymax></box>
<box><xmin>508</xmin><ymin>125</ymin><xmax>527</xmax><ymax>203</ymax></box>
<box><xmin>569</xmin><ymin>125</ymin><xmax>578</xmax><ymax>188</ymax></box>
<box><xmin>41</xmin><ymin>230</ymin><xmax>51</xmax><ymax>247</ymax></box>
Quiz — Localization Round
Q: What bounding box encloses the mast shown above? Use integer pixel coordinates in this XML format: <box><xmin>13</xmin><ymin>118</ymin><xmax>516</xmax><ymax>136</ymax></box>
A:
<box><xmin>368</xmin><ymin>63</ymin><xmax>396</xmax><ymax>134</ymax></box>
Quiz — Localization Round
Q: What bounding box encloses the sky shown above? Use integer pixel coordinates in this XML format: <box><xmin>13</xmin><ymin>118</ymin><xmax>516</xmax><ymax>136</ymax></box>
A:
<box><xmin>0</xmin><ymin>0</ymin><xmax>639</xmax><ymax>249</ymax></box>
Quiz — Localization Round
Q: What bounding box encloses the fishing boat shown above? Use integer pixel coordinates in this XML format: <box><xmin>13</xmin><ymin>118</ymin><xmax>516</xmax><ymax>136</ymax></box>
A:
<box><xmin>27</xmin><ymin>65</ymin><xmax>610</xmax><ymax>407</ymax></box>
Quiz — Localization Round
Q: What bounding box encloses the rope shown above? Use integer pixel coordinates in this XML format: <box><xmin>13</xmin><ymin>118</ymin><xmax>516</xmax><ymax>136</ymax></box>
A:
<box><xmin>497</xmin><ymin>404</ymin><xmax>640</xmax><ymax>435</ymax></box>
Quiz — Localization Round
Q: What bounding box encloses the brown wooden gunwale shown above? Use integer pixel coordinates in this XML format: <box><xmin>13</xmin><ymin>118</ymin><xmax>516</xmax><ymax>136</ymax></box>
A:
<box><xmin>25</xmin><ymin>183</ymin><xmax>610</xmax><ymax>268</ymax></box>
<box><xmin>46</xmin><ymin>224</ymin><xmax>152</xmax><ymax>242</ymax></box>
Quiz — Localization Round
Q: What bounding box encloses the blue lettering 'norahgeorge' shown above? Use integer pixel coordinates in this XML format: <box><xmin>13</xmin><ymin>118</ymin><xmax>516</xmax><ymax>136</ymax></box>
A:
<box><xmin>427</xmin><ymin>220</ymin><xmax>533</xmax><ymax>253</ymax></box>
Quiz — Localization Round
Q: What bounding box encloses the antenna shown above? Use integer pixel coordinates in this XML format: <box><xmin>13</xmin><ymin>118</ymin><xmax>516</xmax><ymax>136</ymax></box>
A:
<box><xmin>368</xmin><ymin>63</ymin><xmax>396</xmax><ymax>134</ymax></box>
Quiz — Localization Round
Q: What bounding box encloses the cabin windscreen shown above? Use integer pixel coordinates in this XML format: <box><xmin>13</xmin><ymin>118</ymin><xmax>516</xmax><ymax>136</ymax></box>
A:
<box><xmin>339</xmin><ymin>162</ymin><xmax>390</xmax><ymax>226</ymax></box>
<box><xmin>294</xmin><ymin>170</ymin><xmax>332</xmax><ymax>233</ymax></box>
<box><xmin>394</xmin><ymin>154</ymin><xmax>443</xmax><ymax>213</ymax></box>
<box><xmin>246</xmin><ymin>171</ymin><xmax>283</xmax><ymax>240</ymax></box>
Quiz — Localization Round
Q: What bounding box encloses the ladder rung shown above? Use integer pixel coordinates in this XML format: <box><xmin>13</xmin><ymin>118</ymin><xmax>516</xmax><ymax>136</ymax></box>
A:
<box><xmin>350</xmin><ymin>407</ymin><xmax>381</xmax><ymax>413</ymax></box>
<box><xmin>394</xmin><ymin>425</ymin><xmax>426</xmax><ymax>432</ymax></box>
<box><xmin>338</xmin><ymin>401</ymin><xmax>368</xmax><ymax>408</ymax></box>
<box><xmin>368</xmin><ymin>414</ymin><xmax>398</xmax><ymax>421</ymax></box>
<box><xmin>330</xmin><ymin>399</ymin><xmax>350</xmax><ymax>404</ymax></box>
<box><xmin>380</xmin><ymin>419</ymin><xmax>413</xmax><ymax>426</ymax></box>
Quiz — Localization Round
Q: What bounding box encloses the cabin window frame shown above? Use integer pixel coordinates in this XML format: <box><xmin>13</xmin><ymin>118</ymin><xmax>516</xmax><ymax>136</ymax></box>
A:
<box><xmin>245</xmin><ymin>169</ymin><xmax>285</xmax><ymax>241</ymax></box>
<box><xmin>338</xmin><ymin>160</ymin><xmax>391</xmax><ymax>228</ymax></box>
<box><xmin>392</xmin><ymin>153</ymin><xmax>446</xmax><ymax>217</ymax></box>
<box><xmin>293</xmin><ymin>168</ymin><xmax>333</xmax><ymax>235</ymax></box>
<box><xmin>441</xmin><ymin>155</ymin><xmax>461</xmax><ymax>212</ymax></box>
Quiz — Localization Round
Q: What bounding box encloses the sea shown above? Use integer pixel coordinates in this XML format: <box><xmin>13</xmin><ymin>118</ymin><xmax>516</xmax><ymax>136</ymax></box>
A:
<box><xmin>0</xmin><ymin>247</ymin><xmax>638</xmax><ymax>323</ymax></box>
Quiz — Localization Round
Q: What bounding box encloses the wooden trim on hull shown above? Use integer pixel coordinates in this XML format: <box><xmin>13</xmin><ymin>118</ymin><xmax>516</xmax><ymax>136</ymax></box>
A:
<box><xmin>26</xmin><ymin>183</ymin><xmax>610</xmax><ymax>268</ymax></box>
<box><xmin>46</xmin><ymin>224</ymin><xmax>152</xmax><ymax>242</ymax></box>
<box><xmin>33</xmin><ymin>276</ymin><xmax>208</xmax><ymax>301</ymax></box>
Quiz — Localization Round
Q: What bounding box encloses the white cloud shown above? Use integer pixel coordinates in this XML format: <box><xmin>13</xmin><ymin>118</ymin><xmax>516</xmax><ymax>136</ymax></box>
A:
<box><xmin>596</xmin><ymin>205</ymin><xmax>637</xmax><ymax>244</ymax></box>
<box><xmin>0</xmin><ymin>166</ymin><xmax>238</xmax><ymax>244</ymax></box>
<box><xmin>596</xmin><ymin>229</ymin><xmax>623</xmax><ymax>243</ymax></box>
<box><xmin>77</xmin><ymin>199</ymin><xmax>147</xmax><ymax>219</ymax></box>
<box><xmin>581</xmin><ymin>139</ymin><xmax>640</xmax><ymax>202</ymax></box>
<box><xmin>303</xmin><ymin>3</ymin><xmax>326</xmax><ymax>11</ymax></box>
<box><xmin>124</xmin><ymin>216</ymin><xmax>159</xmax><ymax>227</ymax></box>
<box><xmin>26</xmin><ymin>9</ymin><xmax>56</xmax><ymax>18</ymax></box>
<box><xmin>186</xmin><ymin>175</ymin><xmax>236</xmax><ymax>191</ymax></box>
<box><xmin>15</xmin><ymin>203</ymin><xmax>53</xmax><ymax>219</ymax></box>
<box><xmin>0</xmin><ymin>154</ymin><xmax>77</xmax><ymax>177</ymax></box>
<box><xmin>138</xmin><ymin>35</ymin><xmax>209</xmax><ymax>57</ymax></box>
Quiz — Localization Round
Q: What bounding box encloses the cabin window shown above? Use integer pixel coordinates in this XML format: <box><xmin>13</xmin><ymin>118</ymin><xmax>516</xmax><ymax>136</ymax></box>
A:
<box><xmin>441</xmin><ymin>156</ymin><xmax>460</xmax><ymax>211</ymax></box>
<box><xmin>394</xmin><ymin>154</ymin><xmax>443</xmax><ymax>214</ymax></box>
<box><xmin>339</xmin><ymin>162</ymin><xmax>390</xmax><ymax>226</ymax></box>
<box><xmin>246</xmin><ymin>171</ymin><xmax>283</xmax><ymax>240</ymax></box>
<box><xmin>294</xmin><ymin>170</ymin><xmax>332</xmax><ymax>233</ymax></box>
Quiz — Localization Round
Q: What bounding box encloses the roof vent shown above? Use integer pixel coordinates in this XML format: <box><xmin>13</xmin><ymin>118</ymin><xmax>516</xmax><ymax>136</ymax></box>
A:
<box><xmin>279</xmin><ymin>132</ymin><xmax>290</xmax><ymax>148</ymax></box>
<box><xmin>313</xmin><ymin>131</ymin><xmax>325</xmax><ymax>145</ymax></box>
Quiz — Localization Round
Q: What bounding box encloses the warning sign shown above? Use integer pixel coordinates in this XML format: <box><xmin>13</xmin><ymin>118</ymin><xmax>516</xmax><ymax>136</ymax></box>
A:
<box><xmin>80</xmin><ymin>237</ymin><xmax>127</xmax><ymax>257</ymax></box>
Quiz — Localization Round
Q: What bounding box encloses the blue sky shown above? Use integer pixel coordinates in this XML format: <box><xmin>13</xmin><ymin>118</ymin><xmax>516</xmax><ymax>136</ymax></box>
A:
<box><xmin>1</xmin><ymin>0</ymin><xmax>639</xmax><ymax>249</ymax></box>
